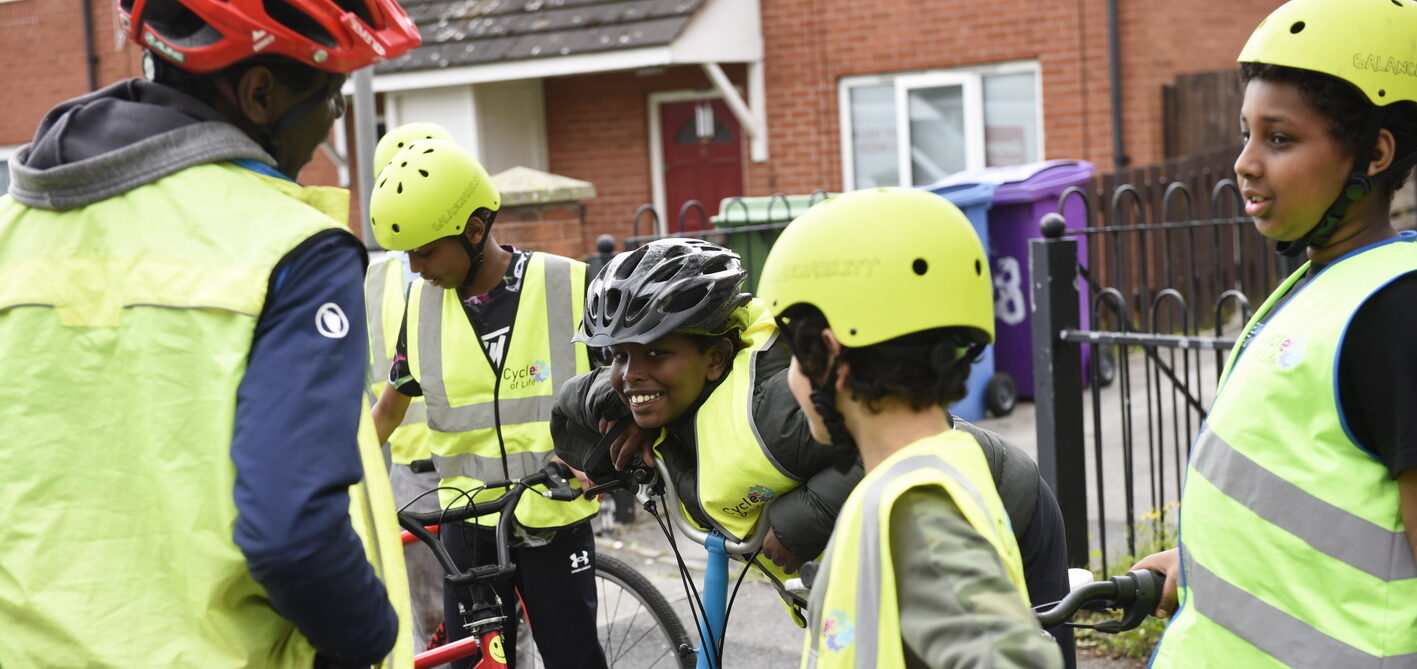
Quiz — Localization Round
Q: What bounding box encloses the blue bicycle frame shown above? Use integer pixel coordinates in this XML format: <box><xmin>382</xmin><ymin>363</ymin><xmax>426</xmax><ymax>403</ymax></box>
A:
<box><xmin>638</xmin><ymin>460</ymin><xmax>772</xmax><ymax>669</ymax></box>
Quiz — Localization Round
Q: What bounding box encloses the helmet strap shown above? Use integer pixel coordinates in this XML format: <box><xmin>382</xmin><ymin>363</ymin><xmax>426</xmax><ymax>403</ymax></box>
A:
<box><xmin>1276</xmin><ymin>110</ymin><xmax>1385</xmax><ymax>257</ymax></box>
<box><xmin>457</xmin><ymin>209</ymin><xmax>498</xmax><ymax>292</ymax></box>
<box><xmin>808</xmin><ymin>359</ymin><xmax>859</xmax><ymax>474</ymax></box>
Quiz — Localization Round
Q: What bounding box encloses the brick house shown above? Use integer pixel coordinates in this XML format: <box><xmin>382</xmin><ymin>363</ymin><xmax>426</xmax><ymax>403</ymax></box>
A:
<box><xmin>1</xmin><ymin>0</ymin><xmax>1279</xmax><ymax>253</ymax></box>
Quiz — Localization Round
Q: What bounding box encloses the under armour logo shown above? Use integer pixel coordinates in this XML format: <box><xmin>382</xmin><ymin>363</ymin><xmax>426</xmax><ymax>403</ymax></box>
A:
<box><xmin>569</xmin><ymin>550</ymin><xmax>591</xmax><ymax>573</ymax></box>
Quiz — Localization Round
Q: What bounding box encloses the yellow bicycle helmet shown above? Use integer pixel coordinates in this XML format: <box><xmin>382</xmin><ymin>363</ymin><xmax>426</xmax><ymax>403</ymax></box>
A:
<box><xmin>1238</xmin><ymin>0</ymin><xmax>1417</xmax><ymax>107</ymax></box>
<box><xmin>370</xmin><ymin>139</ymin><xmax>500</xmax><ymax>252</ymax></box>
<box><xmin>1238</xmin><ymin>0</ymin><xmax>1417</xmax><ymax>255</ymax></box>
<box><xmin>757</xmin><ymin>187</ymin><xmax>994</xmax><ymax>348</ymax></box>
<box><xmin>372</xmin><ymin>121</ymin><xmax>455</xmax><ymax>175</ymax></box>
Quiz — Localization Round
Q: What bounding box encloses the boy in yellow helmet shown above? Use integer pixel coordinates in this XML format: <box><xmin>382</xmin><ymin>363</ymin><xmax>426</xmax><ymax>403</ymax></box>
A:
<box><xmin>1132</xmin><ymin>0</ymin><xmax>1417</xmax><ymax>665</ymax></box>
<box><xmin>758</xmin><ymin>188</ymin><xmax>1062</xmax><ymax>668</ymax></box>
<box><xmin>368</xmin><ymin>139</ymin><xmax>606</xmax><ymax>669</ymax></box>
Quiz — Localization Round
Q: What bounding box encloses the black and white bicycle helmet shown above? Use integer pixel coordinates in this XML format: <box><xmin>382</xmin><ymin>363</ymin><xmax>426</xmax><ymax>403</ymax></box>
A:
<box><xmin>577</xmin><ymin>238</ymin><xmax>750</xmax><ymax>347</ymax></box>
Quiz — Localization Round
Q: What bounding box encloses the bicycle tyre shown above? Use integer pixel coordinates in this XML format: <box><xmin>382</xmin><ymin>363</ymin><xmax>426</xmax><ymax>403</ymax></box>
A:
<box><xmin>514</xmin><ymin>553</ymin><xmax>694</xmax><ymax>669</ymax></box>
<box><xmin>594</xmin><ymin>554</ymin><xmax>694</xmax><ymax>668</ymax></box>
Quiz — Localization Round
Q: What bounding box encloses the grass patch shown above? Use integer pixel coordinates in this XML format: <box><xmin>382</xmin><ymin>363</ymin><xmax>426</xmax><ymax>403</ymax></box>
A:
<box><xmin>1074</xmin><ymin>503</ymin><xmax>1177</xmax><ymax>662</ymax></box>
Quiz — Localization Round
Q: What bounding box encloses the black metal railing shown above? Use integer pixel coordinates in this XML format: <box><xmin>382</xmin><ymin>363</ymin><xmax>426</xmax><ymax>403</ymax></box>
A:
<box><xmin>1031</xmin><ymin>176</ymin><xmax>1293</xmax><ymax>570</ymax></box>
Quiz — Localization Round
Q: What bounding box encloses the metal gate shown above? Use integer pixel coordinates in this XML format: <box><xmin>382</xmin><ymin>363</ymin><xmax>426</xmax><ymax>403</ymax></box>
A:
<box><xmin>1030</xmin><ymin>170</ymin><xmax>1296</xmax><ymax>569</ymax></box>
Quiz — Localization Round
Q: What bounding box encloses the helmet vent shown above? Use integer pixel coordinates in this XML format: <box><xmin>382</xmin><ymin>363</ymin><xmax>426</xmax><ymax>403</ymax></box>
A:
<box><xmin>392</xmin><ymin>224</ymin><xmax>401</xmax><ymax>233</ymax></box>
<box><xmin>1393</xmin><ymin>0</ymin><xmax>1403</xmax><ymax>7</ymax></box>
<box><xmin>424</xmin><ymin>147</ymin><xmax>435</xmax><ymax>154</ymax></box>
<box><xmin>605</xmin><ymin>288</ymin><xmax>622</xmax><ymax>316</ymax></box>
<box><xmin>262</xmin><ymin>0</ymin><xmax>338</xmax><ymax>48</ymax></box>
<box><xmin>370</xmin><ymin>217</ymin><xmax>377</xmax><ymax>227</ymax></box>
<box><xmin>975</xmin><ymin>259</ymin><xmax>982</xmax><ymax>275</ymax></box>
<box><xmin>614</xmin><ymin>247</ymin><xmax>649</xmax><ymax>280</ymax></box>
<box><xmin>702</xmin><ymin>256</ymin><xmax>731</xmax><ymax>275</ymax></box>
<box><xmin>912</xmin><ymin>258</ymin><xmax>928</xmax><ymax>275</ymax></box>
<box><xmin>1379</xmin><ymin>89</ymin><xmax>1388</xmax><ymax>98</ymax></box>
<box><xmin>664</xmin><ymin>285</ymin><xmax>708</xmax><ymax>314</ymax></box>
<box><xmin>419</xmin><ymin>169</ymin><xmax>429</xmax><ymax>177</ymax></box>
<box><xmin>378</xmin><ymin>177</ymin><xmax>386</xmax><ymax>188</ymax></box>
<box><xmin>649</xmin><ymin>263</ymin><xmax>679</xmax><ymax>283</ymax></box>
<box><xmin>397</xmin><ymin>182</ymin><xmax>403</xmax><ymax>194</ymax></box>
<box><xmin>1289</xmin><ymin>21</ymin><xmax>1305</xmax><ymax>33</ymax></box>
<box><xmin>331</xmin><ymin>0</ymin><xmax>377</xmax><ymax>30</ymax></box>
<box><xmin>626</xmin><ymin>296</ymin><xmax>651</xmax><ymax>322</ymax></box>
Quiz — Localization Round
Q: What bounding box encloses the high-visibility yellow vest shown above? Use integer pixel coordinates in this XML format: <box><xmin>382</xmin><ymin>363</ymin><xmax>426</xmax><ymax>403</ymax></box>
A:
<box><xmin>365</xmin><ymin>254</ymin><xmax>431</xmax><ymax>465</ymax></box>
<box><xmin>0</xmin><ymin>163</ymin><xmax>411</xmax><ymax>668</ymax></box>
<box><xmin>803</xmin><ymin>430</ymin><xmax>1027</xmax><ymax>669</ymax></box>
<box><xmin>406</xmin><ymin>252</ymin><xmax>597</xmax><ymax>529</ymax></box>
<box><xmin>656</xmin><ymin>299</ymin><xmax>802</xmax><ymax>578</ymax></box>
<box><xmin>1153</xmin><ymin>235</ymin><xmax>1417</xmax><ymax>668</ymax></box>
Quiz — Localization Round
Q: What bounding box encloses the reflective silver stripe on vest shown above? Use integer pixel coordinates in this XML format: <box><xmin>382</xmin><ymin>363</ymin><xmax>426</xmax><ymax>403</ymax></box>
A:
<box><xmin>1191</xmin><ymin>429</ymin><xmax>1417</xmax><ymax>581</ymax></box>
<box><xmin>366</xmin><ymin>258</ymin><xmax>395</xmax><ymax>376</ymax></box>
<box><xmin>418</xmin><ymin>255</ymin><xmax>575</xmax><ymax>434</ymax></box>
<box><xmin>405</xmin><ymin>400</ymin><xmax>426</xmax><ymax>424</ymax></box>
<box><xmin>540</xmin><ymin>254</ymin><xmax>577</xmax><ymax>396</ymax></box>
<box><xmin>1182</xmin><ymin>551</ymin><xmax>1417</xmax><ymax>667</ymax></box>
<box><xmin>432</xmin><ymin>449</ymin><xmax>550</xmax><ymax>482</ymax></box>
<box><xmin>846</xmin><ymin>454</ymin><xmax>1001</xmax><ymax>669</ymax></box>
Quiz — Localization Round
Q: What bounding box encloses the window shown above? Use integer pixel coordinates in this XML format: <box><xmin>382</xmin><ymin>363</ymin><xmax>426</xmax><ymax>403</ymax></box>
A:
<box><xmin>0</xmin><ymin>146</ymin><xmax>17</xmax><ymax>196</ymax></box>
<box><xmin>840</xmin><ymin>62</ymin><xmax>1041</xmax><ymax>189</ymax></box>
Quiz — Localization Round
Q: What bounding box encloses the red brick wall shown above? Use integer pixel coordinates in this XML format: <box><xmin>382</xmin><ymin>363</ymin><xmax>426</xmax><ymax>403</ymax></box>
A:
<box><xmin>492</xmin><ymin>202</ymin><xmax>587</xmax><ymax>260</ymax></box>
<box><xmin>545</xmin><ymin>0</ymin><xmax>1279</xmax><ymax>254</ymax></box>
<box><xmin>544</xmin><ymin>64</ymin><xmax>749</xmax><ymax>251</ymax></box>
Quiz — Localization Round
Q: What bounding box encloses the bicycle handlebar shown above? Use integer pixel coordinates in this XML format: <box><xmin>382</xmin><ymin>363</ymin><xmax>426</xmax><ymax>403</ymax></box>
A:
<box><xmin>584</xmin><ymin>460</ymin><xmax>769</xmax><ymax>555</ymax></box>
<box><xmin>398</xmin><ymin>461</ymin><xmax>580</xmax><ymax>585</ymax></box>
<box><xmin>1034</xmin><ymin>569</ymin><xmax>1163</xmax><ymax>632</ymax></box>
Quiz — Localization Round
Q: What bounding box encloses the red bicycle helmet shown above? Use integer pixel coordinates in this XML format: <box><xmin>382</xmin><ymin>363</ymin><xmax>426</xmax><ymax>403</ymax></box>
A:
<box><xmin>117</xmin><ymin>0</ymin><xmax>420</xmax><ymax>74</ymax></box>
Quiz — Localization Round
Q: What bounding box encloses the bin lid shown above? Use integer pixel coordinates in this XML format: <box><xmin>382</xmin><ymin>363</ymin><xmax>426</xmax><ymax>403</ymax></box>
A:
<box><xmin>932</xmin><ymin>159</ymin><xmax>1095</xmax><ymax>204</ymax></box>
<box><xmin>924</xmin><ymin>182</ymin><xmax>997</xmax><ymax>210</ymax></box>
<box><xmin>710</xmin><ymin>193</ymin><xmax>837</xmax><ymax>226</ymax></box>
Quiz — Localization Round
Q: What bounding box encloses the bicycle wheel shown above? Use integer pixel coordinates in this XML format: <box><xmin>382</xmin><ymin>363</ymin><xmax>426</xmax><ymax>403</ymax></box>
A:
<box><xmin>517</xmin><ymin>554</ymin><xmax>693</xmax><ymax>668</ymax></box>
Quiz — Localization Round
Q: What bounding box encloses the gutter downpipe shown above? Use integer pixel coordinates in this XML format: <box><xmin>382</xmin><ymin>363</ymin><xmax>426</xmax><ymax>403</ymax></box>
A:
<box><xmin>1108</xmin><ymin>0</ymin><xmax>1127</xmax><ymax>172</ymax></box>
<box><xmin>82</xmin><ymin>0</ymin><xmax>99</xmax><ymax>91</ymax></box>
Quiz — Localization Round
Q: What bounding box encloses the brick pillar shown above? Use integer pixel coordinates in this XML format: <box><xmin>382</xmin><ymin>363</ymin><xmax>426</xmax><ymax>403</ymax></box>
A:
<box><xmin>489</xmin><ymin>166</ymin><xmax>597</xmax><ymax>259</ymax></box>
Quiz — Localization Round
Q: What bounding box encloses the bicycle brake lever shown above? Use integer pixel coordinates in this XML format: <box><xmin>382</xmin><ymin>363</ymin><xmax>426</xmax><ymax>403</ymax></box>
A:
<box><xmin>540</xmin><ymin>462</ymin><xmax>582</xmax><ymax>501</ymax></box>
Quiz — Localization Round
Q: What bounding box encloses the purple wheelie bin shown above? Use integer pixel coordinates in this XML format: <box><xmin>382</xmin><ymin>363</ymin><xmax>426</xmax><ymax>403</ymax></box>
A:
<box><xmin>933</xmin><ymin>160</ymin><xmax>1098</xmax><ymax>414</ymax></box>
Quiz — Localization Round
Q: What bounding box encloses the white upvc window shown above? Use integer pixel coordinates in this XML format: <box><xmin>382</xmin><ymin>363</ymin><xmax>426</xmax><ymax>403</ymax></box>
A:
<box><xmin>839</xmin><ymin>61</ymin><xmax>1042</xmax><ymax>190</ymax></box>
<box><xmin>0</xmin><ymin>145</ymin><xmax>20</xmax><ymax>196</ymax></box>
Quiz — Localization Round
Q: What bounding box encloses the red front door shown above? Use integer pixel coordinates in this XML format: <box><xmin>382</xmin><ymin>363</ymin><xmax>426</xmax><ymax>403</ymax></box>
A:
<box><xmin>660</xmin><ymin>99</ymin><xmax>744</xmax><ymax>233</ymax></box>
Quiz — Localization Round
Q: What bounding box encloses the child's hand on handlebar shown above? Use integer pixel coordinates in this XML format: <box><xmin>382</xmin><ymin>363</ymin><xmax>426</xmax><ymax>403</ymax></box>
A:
<box><xmin>763</xmin><ymin>528</ymin><xmax>807</xmax><ymax>574</ymax></box>
<box><xmin>598</xmin><ymin>417</ymin><xmax>657</xmax><ymax>470</ymax></box>
<box><xmin>1130</xmin><ymin>548</ymin><xmax>1180</xmax><ymax>618</ymax></box>
<box><xmin>550</xmin><ymin>455</ymin><xmax>596</xmax><ymax>498</ymax></box>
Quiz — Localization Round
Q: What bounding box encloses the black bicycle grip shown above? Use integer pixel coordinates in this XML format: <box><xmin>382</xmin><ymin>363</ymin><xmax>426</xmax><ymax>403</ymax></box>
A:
<box><xmin>540</xmin><ymin>461</ymin><xmax>582</xmax><ymax>501</ymax></box>
<box><xmin>409</xmin><ymin>458</ymin><xmax>436</xmax><ymax>474</ymax></box>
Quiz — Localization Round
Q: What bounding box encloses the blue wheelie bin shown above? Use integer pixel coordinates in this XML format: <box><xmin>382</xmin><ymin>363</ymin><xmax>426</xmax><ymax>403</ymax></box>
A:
<box><xmin>934</xmin><ymin>160</ymin><xmax>1097</xmax><ymax>414</ymax></box>
<box><xmin>921</xmin><ymin>182</ymin><xmax>998</xmax><ymax>424</ymax></box>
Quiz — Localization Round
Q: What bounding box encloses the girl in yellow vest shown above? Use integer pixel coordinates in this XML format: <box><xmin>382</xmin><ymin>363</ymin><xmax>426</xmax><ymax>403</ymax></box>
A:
<box><xmin>553</xmin><ymin>238</ymin><xmax>862</xmax><ymax>613</ymax></box>
<box><xmin>1132</xmin><ymin>1</ymin><xmax>1417</xmax><ymax>666</ymax></box>
<box><xmin>757</xmin><ymin>188</ymin><xmax>1063</xmax><ymax>669</ymax></box>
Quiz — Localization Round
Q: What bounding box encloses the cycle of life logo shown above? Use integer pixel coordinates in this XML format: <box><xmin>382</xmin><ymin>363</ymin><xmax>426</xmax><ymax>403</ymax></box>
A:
<box><xmin>823</xmin><ymin>610</ymin><xmax>855</xmax><ymax>652</ymax></box>
<box><xmin>503</xmin><ymin>359</ymin><xmax>550</xmax><ymax>391</ymax></box>
<box><xmin>1252</xmin><ymin>330</ymin><xmax>1307</xmax><ymax>370</ymax></box>
<box><xmin>721</xmin><ymin>485</ymin><xmax>778</xmax><ymax>518</ymax></box>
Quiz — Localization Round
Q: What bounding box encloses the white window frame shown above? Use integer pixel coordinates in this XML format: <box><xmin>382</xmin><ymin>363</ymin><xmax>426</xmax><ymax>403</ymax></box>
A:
<box><xmin>0</xmin><ymin>144</ymin><xmax>19</xmax><ymax>194</ymax></box>
<box><xmin>838</xmin><ymin>60</ymin><xmax>1044</xmax><ymax>191</ymax></box>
